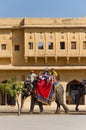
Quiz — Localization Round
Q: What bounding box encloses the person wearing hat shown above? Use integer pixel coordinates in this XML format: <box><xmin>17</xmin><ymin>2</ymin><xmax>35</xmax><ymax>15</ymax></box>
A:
<box><xmin>49</xmin><ymin>68</ymin><xmax>58</xmax><ymax>83</ymax></box>
<box><xmin>44</xmin><ymin>67</ymin><xmax>49</xmax><ymax>76</ymax></box>
<box><xmin>43</xmin><ymin>67</ymin><xmax>50</xmax><ymax>82</ymax></box>
<box><xmin>27</xmin><ymin>70</ymin><xmax>37</xmax><ymax>83</ymax></box>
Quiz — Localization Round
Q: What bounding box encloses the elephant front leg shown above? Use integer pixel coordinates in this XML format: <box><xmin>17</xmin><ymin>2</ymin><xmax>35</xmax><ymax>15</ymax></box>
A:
<box><xmin>29</xmin><ymin>96</ymin><xmax>35</xmax><ymax>114</ymax></box>
<box><xmin>20</xmin><ymin>95</ymin><xmax>26</xmax><ymax>113</ymax></box>
<box><xmin>38</xmin><ymin>101</ymin><xmax>43</xmax><ymax>113</ymax></box>
<box><xmin>75</xmin><ymin>94</ymin><xmax>81</xmax><ymax>111</ymax></box>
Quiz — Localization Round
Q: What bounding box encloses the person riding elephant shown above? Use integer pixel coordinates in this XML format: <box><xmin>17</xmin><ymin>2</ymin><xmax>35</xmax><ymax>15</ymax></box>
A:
<box><xmin>49</xmin><ymin>68</ymin><xmax>58</xmax><ymax>83</ymax></box>
<box><xmin>27</xmin><ymin>70</ymin><xmax>37</xmax><ymax>84</ymax></box>
<box><xmin>44</xmin><ymin>67</ymin><xmax>50</xmax><ymax>76</ymax></box>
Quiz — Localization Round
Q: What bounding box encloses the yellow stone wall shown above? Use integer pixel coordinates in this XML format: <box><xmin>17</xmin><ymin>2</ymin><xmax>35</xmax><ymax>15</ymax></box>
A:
<box><xmin>0</xmin><ymin>17</ymin><xmax>86</xmax><ymax>108</ymax></box>
<box><xmin>0</xmin><ymin>17</ymin><xmax>86</xmax><ymax>81</ymax></box>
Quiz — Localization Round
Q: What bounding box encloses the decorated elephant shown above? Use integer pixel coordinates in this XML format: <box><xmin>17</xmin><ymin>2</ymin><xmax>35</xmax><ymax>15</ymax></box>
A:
<box><xmin>21</xmin><ymin>79</ymin><xmax>69</xmax><ymax>114</ymax></box>
<box><xmin>75</xmin><ymin>79</ymin><xmax>86</xmax><ymax>111</ymax></box>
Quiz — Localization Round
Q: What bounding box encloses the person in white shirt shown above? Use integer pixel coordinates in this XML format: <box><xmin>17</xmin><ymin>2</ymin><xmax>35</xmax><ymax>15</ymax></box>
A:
<box><xmin>28</xmin><ymin>70</ymin><xmax>37</xmax><ymax>83</ymax></box>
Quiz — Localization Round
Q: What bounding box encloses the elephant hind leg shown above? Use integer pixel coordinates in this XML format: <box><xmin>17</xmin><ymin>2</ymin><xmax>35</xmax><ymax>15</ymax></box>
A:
<box><xmin>55</xmin><ymin>87</ymin><xmax>69</xmax><ymax>114</ymax></box>
<box><xmin>55</xmin><ymin>102</ymin><xmax>60</xmax><ymax>114</ymax></box>
<box><xmin>61</xmin><ymin>103</ymin><xmax>69</xmax><ymax>114</ymax></box>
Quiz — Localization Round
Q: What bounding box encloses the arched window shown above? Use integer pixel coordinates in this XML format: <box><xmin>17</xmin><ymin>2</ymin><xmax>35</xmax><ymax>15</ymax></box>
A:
<box><xmin>66</xmin><ymin>80</ymin><xmax>84</xmax><ymax>105</ymax></box>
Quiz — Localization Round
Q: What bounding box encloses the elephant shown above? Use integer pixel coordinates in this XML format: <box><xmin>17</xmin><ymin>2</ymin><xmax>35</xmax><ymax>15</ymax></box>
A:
<box><xmin>21</xmin><ymin>80</ymin><xmax>69</xmax><ymax>114</ymax></box>
<box><xmin>75</xmin><ymin>79</ymin><xmax>86</xmax><ymax>111</ymax></box>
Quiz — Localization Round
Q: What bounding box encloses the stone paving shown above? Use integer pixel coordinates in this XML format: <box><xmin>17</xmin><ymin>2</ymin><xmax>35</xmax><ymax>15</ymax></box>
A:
<box><xmin>0</xmin><ymin>101</ymin><xmax>86</xmax><ymax>130</ymax></box>
<box><xmin>0</xmin><ymin>113</ymin><xmax>86</xmax><ymax>130</ymax></box>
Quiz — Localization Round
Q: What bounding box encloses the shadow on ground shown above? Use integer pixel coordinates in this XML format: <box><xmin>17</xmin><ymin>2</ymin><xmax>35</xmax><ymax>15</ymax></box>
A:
<box><xmin>0</xmin><ymin>110</ymin><xmax>86</xmax><ymax>116</ymax></box>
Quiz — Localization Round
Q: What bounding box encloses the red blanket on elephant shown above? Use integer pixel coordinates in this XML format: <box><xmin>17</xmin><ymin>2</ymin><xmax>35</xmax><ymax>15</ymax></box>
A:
<box><xmin>35</xmin><ymin>79</ymin><xmax>54</xmax><ymax>105</ymax></box>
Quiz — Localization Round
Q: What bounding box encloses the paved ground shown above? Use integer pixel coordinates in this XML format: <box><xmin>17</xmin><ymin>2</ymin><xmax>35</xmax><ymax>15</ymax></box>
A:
<box><xmin>0</xmin><ymin>113</ymin><xmax>86</xmax><ymax>130</ymax></box>
<box><xmin>0</xmin><ymin>100</ymin><xmax>86</xmax><ymax>130</ymax></box>
<box><xmin>0</xmin><ymin>104</ymin><xmax>86</xmax><ymax>130</ymax></box>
